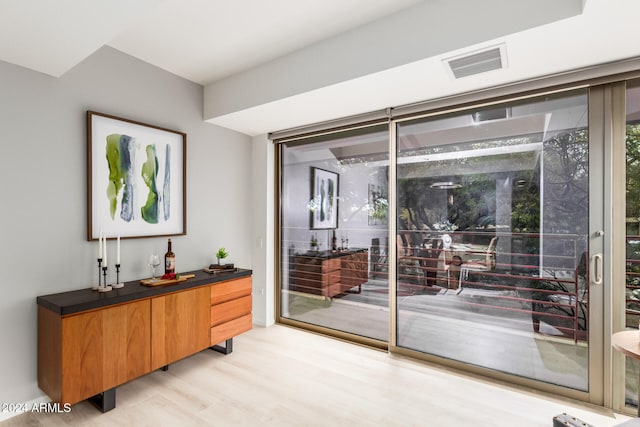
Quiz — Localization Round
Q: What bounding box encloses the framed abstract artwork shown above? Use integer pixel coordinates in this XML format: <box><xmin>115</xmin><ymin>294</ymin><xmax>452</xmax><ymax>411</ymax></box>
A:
<box><xmin>310</xmin><ymin>167</ymin><xmax>339</xmax><ymax>230</ymax></box>
<box><xmin>87</xmin><ymin>111</ymin><xmax>186</xmax><ymax>240</ymax></box>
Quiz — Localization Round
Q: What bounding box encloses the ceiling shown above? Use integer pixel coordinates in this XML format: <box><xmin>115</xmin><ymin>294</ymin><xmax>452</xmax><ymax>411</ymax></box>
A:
<box><xmin>0</xmin><ymin>0</ymin><xmax>422</xmax><ymax>83</ymax></box>
<box><xmin>2</xmin><ymin>0</ymin><xmax>640</xmax><ymax>136</ymax></box>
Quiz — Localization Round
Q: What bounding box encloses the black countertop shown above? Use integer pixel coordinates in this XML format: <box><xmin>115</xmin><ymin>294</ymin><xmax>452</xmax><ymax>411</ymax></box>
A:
<box><xmin>294</xmin><ymin>247</ymin><xmax>367</xmax><ymax>259</ymax></box>
<box><xmin>37</xmin><ymin>268</ymin><xmax>252</xmax><ymax>316</ymax></box>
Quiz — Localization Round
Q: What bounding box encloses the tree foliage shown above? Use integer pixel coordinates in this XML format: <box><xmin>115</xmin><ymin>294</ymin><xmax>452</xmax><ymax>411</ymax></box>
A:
<box><xmin>627</xmin><ymin>124</ymin><xmax>640</xmax><ymax>230</ymax></box>
<box><xmin>542</xmin><ymin>129</ymin><xmax>589</xmax><ymax>235</ymax></box>
<box><xmin>396</xmin><ymin>128</ymin><xmax>589</xmax><ymax>245</ymax></box>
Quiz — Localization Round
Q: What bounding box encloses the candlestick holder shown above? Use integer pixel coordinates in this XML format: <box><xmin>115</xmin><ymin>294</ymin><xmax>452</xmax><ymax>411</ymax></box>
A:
<box><xmin>98</xmin><ymin>266</ymin><xmax>112</xmax><ymax>292</ymax></box>
<box><xmin>112</xmin><ymin>263</ymin><xmax>124</xmax><ymax>288</ymax></box>
<box><xmin>92</xmin><ymin>258</ymin><xmax>103</xmax><ymax>290</ymax></box>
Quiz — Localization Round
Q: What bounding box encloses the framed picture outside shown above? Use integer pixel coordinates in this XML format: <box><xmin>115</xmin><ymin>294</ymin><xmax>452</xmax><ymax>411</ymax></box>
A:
<box><xmin>87</xmin><ymin>111</ymin><xmax>186</xmax><ymax>240</ymax></box>
<box><xmin>368</xmin><ymin>183</ymin><xmax>388</xmax><ymax>226</ymax></box>
<box><xmin>310</xmin><ymin>167</ymin><xmax>339</xmax><ymax>230</ymax></box>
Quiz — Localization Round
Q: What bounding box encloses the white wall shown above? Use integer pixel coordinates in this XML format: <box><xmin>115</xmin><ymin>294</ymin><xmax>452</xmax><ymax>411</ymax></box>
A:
<box><xmin>281</xmin><ymin>149</ymin><xmax>387</xmax><ymax>252</ymax></box>
<box><xmin>251</xmin><ymin>134</ymin><xmax>274</xmax><ymax>326</ymax></box>
<box><xmin>0</xmin><ymin>46</ymin><xmax>252</xmax><ymax>408</ymax></box>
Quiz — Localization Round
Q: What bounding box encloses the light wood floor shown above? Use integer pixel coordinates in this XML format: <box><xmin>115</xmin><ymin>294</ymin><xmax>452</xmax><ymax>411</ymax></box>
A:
<box><xmin>1</xmin><ymin>324</ymin><xmax>632</xmax><ymax>427</ymax></box>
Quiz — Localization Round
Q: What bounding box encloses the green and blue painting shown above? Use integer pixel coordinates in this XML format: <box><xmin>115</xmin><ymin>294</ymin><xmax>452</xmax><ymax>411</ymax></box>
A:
<box><xmin>105</xmin><ymin>134</ymin><xmax>171</xmax><ymax>224</ymax></box>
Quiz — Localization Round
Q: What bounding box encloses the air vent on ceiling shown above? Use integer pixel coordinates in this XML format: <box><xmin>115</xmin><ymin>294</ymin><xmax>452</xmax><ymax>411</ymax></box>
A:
<box><xmin>445</xmin><ymin>44</ymin><xmax>506</xmax><ymax>79</ymax></box>
<box><xmin>472</xmin><ymin>106</ymin><xmax>511</xmax><ymax>123</ymax></box>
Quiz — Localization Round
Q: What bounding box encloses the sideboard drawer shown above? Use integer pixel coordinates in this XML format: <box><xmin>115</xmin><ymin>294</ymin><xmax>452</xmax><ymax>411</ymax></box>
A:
<box><xmin>211</xmin><ymin>314</ymin><xmax>252</xmax><ymax>345</ymax></box>
<box><xmin>210</xmin><ymin>276</ymin><xmax>252</xmax><ymax>305</ymax></box>
<box><xmin>211</xmin><ymin>295</ymin><xmax>252</xmax><ymax>327</ymax></box>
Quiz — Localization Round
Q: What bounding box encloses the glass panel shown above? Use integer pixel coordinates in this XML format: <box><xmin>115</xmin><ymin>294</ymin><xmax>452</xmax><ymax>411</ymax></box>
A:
<box><xmin>395</xmin><ymin>90</ymin><xmax>589</xmax><ymax>390</ymax></box>
<box><xmin>279</xmin><ymin>125</ymin><xmax>389</xmax><ymax>341</ymax></box>
<box><xmin>625</xmin><ymin>81</ymin><xmax>640</xmax><ymax>408</ymax></box>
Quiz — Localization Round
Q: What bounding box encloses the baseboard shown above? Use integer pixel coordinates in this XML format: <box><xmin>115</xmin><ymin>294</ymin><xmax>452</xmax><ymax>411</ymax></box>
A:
<box><xmin>252</xmin><ymin>319</ymin><xmax>275</xmax><ymax>327</ymax></box>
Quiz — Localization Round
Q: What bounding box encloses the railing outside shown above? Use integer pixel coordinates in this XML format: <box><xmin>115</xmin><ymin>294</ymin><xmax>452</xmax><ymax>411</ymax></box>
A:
<box><xmin>386</xmin><ymin>231</ymin><xmax>587</xmax><ymax>342</ymax></box>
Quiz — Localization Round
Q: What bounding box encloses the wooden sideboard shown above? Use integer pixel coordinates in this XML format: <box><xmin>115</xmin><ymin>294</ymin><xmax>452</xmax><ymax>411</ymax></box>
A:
<box><xmin>37</xmin><ymin>269</ymin><xmax>252</xmax><ymax>412</ymax></box>
<box><xmin>290</xmin><ymin>249</ymin><xmax>368</xmax><ymax>297</ymax></box>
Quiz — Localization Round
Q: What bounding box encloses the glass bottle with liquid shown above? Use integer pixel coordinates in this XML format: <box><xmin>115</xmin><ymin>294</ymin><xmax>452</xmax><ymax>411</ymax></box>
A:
<box><xmin>165</xmin><ymin>238</ymin><xmax>175</xmax><ymax>274</ymax></box>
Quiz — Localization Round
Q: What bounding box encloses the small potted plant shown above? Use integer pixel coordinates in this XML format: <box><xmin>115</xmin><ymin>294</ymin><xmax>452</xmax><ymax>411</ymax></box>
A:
<box><xmin>216</xmin><ymin>247</ymin><xmax>229</xmax><ymax>265</ymax></box>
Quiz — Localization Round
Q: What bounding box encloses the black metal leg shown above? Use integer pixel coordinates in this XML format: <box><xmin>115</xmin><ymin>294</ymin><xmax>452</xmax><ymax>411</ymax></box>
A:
<box><xmin>210</xmin><ymin>338</ymin><xmax>233</xmax><ymax>354</ymax></box>
<box><xmin>161</xmin><ymin>365</ymin><xmax>169</xmax><ymax>371</ymax></box>
<box><xmin>88</xmin><ymin>388</ymin><xmax>116</xmax><ymax>412</ymax></box>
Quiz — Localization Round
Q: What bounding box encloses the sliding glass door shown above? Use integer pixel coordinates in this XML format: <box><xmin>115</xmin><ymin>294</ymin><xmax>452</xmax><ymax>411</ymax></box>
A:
<box><xmin>276</xmin><ymin>84</ymin><xmax>613</xmax><ymax>404</ymax></box>
<box><xmin>278</xmin><ymin>125</ymin><xmax>389</xmax><ymax>343</ymax></box>
<box><xmin>393</xmin><ymin>89</ymin><xmax>600</xmax><ymax>392</ymax></box>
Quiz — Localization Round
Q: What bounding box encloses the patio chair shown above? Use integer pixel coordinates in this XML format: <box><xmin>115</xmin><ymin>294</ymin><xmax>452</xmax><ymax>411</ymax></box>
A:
<box><xmin>458</xmin><ymin>236</ymin><xmax>498</xmax><ymax>291</ymax></box>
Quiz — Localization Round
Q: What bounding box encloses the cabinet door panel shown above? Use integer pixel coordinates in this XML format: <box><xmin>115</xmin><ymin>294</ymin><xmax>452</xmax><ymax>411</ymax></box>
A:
<box><xmin>60</xmin><ymin>300</ymin><xmax>151</xmax><ymax>404</ymax></box>
<box><xmin>103</xmin><ymin>300</ymin><xmax>150</xmax><ymax>389</ymax></box>
<box><xmin>151</xmin><ymin>286</ymin><xmax>210</xmax><ymax>370</ymax></box>
<box><xmin>61</xmin><ymin>311</ymin><xmax>103</xmax><ymax>404</ymax></box>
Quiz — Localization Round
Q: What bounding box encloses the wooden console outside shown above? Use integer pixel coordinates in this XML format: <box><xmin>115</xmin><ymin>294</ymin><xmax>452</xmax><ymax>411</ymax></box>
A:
<box><xmin>290</xmin><ymin>249</ymin><xmax>368</xmax><ymax>297</ymax></box>
<box><xmin>37</xmin><ymin>270</ymin><xmax>252</xmax><ymax>410</ymax></box>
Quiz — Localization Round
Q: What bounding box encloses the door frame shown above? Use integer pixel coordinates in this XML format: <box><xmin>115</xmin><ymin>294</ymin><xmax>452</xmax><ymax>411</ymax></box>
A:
<box><xmin>607</xmin><ymin>81</ymin><xmax>632</xmax><ymax>413</ymax></box>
